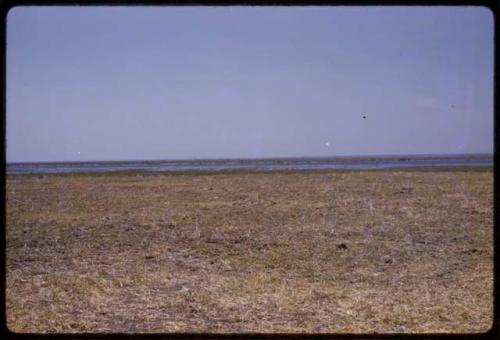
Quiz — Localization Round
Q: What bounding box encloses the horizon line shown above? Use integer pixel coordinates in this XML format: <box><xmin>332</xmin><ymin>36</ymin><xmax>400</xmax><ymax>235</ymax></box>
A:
<box><xmin>6</xmin><ymin>152</ymin><xmax>494</xmax><ymax>165</ymax></box>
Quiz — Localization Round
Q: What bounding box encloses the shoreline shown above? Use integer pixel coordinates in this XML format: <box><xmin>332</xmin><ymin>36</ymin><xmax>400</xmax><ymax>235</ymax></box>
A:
<box><xmin>6</xmin><ymin>164</ymin><xmax>494</xmax><ymax>178</ymax></box>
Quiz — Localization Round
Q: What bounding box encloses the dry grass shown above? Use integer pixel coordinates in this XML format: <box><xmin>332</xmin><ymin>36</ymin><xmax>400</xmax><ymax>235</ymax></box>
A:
<box><xmin>5</xmin><ymin>169</ymin><xmax>494</xmax><ymax>333</ymax></box>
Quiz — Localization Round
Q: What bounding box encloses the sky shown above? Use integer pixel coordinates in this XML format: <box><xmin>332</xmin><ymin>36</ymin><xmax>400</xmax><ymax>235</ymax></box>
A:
<box><xmin>6</xmin><ymin>6</ymin><xmax>494</xmax><ymax>162</ymax></box>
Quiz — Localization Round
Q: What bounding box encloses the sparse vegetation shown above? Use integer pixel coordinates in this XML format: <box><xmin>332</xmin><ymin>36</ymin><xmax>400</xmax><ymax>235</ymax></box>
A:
<box><xmin>6</xmin><ymin>169</ymin><xmax>493</xmax><ymax>333</ymax></box>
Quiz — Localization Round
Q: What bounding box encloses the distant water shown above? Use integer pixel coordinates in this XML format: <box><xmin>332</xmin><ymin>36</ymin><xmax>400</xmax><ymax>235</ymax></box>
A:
<box><xmin>6</xmin><ymin>157</ymin><xmax>493</xmax><ymax>174</ymax></box>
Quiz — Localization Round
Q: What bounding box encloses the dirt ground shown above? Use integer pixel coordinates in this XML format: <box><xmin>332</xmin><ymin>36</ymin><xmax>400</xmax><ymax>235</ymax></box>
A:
<box><xmin>5</xmin><ymin>169</ymin><xmax>494</xmax><ymax>333</ymax></box>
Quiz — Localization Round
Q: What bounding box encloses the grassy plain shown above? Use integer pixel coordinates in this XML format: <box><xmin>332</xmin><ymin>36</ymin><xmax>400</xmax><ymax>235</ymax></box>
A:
<box><xmin>5</xmin><ymin>168</ymin><xmax>494</xmax><ymax>333</ymax></box>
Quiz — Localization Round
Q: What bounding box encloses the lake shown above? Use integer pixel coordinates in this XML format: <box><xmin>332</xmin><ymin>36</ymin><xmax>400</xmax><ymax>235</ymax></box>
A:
<box><xmin>6</xmin><ymin>156</ymin><xmax>493</xmax><ymax>174</ymax></box>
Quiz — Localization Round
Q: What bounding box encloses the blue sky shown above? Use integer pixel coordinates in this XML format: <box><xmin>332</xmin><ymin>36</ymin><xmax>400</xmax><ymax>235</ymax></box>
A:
<box><xmin>7</xmin><ymin>6</ymin><xmax>494</xmax><ymax>162</ymax></box>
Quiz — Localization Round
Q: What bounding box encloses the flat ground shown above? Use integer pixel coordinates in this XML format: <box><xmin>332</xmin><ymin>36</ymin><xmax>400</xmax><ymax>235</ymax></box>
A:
<box><xmin>6</xmin><ymin>169</ymin><xmax>494</xmax><ymax>333</ymax></box>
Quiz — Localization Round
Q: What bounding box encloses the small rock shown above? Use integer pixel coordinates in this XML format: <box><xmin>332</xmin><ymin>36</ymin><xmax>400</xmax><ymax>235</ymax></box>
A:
<box><xmin>206</xmin><ymin>229</ymin><xmax>224</xmax><ymax>243</ymax></box>
<box><xmin>314</xmin><ymin>322</ymin><xmax>327</xmax><ymax>331</ymax></box>
<box><xmin>213</xmin><ymin>229</ymin><xmax>223</xmax><ymax>240</ymax></box>
<box><xmin>337</xmin><ymin>243</ymin><xmax>348</xmax><ymax>250</ymax></box>
<box><xmin>399</xmin><ymin>186</ymin><xmax>413</xmax><ymax>194</ymax></box>
<box><xmin>462</xmin><ymin>248</ymin><xmax>478</xmax><ymax>255</ymax></box>
<box><xmin>362</xmin><ymin>226</ymin><xmax>373</xmax><ymax>237</ymax></box>
<box><xmin>381</xmin><ymin>222</ymin><xmax>391</xmax><ymax>232</ymax></box>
